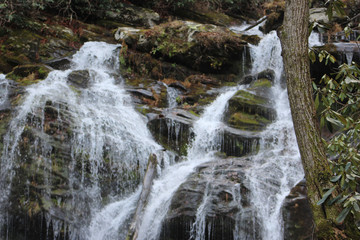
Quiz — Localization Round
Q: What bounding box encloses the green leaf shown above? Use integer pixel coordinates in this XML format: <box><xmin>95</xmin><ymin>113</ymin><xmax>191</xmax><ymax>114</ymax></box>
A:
<box><xmin>330</xmin><ymin>55</ymin><xmax>336</xmax><ymax>63</ymax></box>
<box><xmin>309</xmin><ymin>50</ymin><xmax>316</xmax><ymax>63</ymax></box>
<box><xmin>354</xmin><ymin>202</ymin><xmax>360</xmax><ymax>212</ymax></box>
<box><xmin>326</xmin><ymin>116</ymin><xmax>344</xmax><ymax>128</ymax></box>
<box><xmin>315</xmin><ymin>93</ymin><xmax>320</xmax><ymax>109</ymax></box>
<box><xmin>345</xmin><ymin>162</ymin><xmax>351</xmax><ymax>171</ymax></box>
<box><xmin>330</xmin><ymin>174</ymin><xmax>342</xmax><ymax>182</ymax></box>
<box><xmin>328</xmin><ymin>195</ymin><xmax>342</xmax><ymax>205</ymax></box>
<box><xmin>326</xmin><ymin>3</ymin><xmax>333</xmax><ymax>20</ymax></box>
<box><xmin>336</xmin><ymin>206</ymin><xmax>351</xmax><ymax>223</ymax></box>
<box><xmin>317</xmin><ymin>186</ymin><xmax>336</xmax><ymax>205</ymax></box>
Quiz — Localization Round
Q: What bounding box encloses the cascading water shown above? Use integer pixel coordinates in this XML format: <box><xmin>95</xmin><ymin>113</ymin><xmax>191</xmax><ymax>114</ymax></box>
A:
<box><xmin>0</xmin><ymin>42</ymin><xmax>166</xmax><ymax>239</ymax></box>
<box><xmin>135</xmin><ymin>87</ymin><xmax>240</xmax><ymax>240</ymax></box>
<box><xmin>166</xmin><ymin>86</ymin><xmax>182</xmax><ymax>109</ymax></box>
<box><xmin>92</xmin><ymin>26</ymin><xmax>305</xmax><ymax>240</ymax></box>
<box><xmin>1</xmin><ymin>23</ymin><xmax>309</xmax><ymax>240</ymax></box>
<box><xmin>244</xmin><ymin>30</ymin><xmax>304</xmax><ymax>240</ymax></box>
<box><xmin>0</xmin><ymin>74</ymin><xmax>9</xmax><ymax>108</ymax></box>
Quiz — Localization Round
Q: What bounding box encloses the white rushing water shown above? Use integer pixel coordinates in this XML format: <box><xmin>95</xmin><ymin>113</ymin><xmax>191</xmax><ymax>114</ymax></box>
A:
<box><xmin>0</xmin><ymin>42</ymin><xmax>165</xmax><ymax>239</ymax></box>
<box><xmin>136</xmin><ymin>87</ymin><xmax>239</xmax><ymax>240</ymax></box>
<box><xmin>0</xmin><ymin>74</ymin><xmax>9</xmax><ymax>107</ymax></box>
<box><xmin>90</xmin><ymin>26</ymin><xmax>304</xmax><ymax>240</ymax></box>
<box><xmin>244</xmin><ymin>30</ymin><xmax>304</xmax><ymax>240</ymax></box>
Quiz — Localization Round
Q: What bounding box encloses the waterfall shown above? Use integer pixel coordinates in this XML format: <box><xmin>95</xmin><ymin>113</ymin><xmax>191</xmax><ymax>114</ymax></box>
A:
<box><xmin>136</xmin><ymin>87</ymin><xmax>240</xmax><ymax>240</ymax></box>
<box><xmin>0</xmin><ymin>74</ymin><xmax>9</xmax><ymax>108</ymax></box>
<box><xmin>0</xmin><ymin>42</ymin><xmax>165</xmax><ymax>239</ymax></box>
<box><xmin>1</xmin><ymin>24</ymin><xmax>307</xmax><ymax>240</ymax></box>
<box><xmin>166</xmin><ymin>86</ymin><xmax>182</xmax><ymax>109</ymax></box>
<box><xmin>245</xmin><ymin>31</ymin><xmax>304</xmax><ymax>239</ymax></box>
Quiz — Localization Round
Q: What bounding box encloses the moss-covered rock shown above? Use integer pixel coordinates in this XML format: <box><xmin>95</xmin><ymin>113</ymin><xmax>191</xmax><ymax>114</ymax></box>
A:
<box><xmin>173</xmin><ymin>8</ymin><xmax>243</xmax><ymax>27</ymax></box>
<box><xmin>6</xmin><ymin>64</ymin><xmax>51</xmax><ymax>86</ymax></box>
<box><xmin>0</xmin><ymin>16</ymin><xmax>115</xmax><ymax>74</ymax></box>
<box><xmin>104</xmin><ymin>4</ymin><xmax>160</xmax><ymax>28</ymax></box>
<box><xmin>116</xmin><ymin>20</ymin><xmax>258</xmax><ymax>74</ymax></box>
<box><xmin>228</xmin><ymin>112</ymin><xmax>271</xmax><ymax>131</ymax></box>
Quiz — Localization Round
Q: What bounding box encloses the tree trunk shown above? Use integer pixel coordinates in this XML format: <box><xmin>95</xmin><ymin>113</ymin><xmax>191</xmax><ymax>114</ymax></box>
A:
<box><xmin>279</xmin><ymin>0</ymin><xmax>338</xmax><ymax>238</ymax></box>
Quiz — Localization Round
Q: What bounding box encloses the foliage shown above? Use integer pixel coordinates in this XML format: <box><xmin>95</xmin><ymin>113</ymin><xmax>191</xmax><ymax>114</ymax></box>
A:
<box><xmin>0</xmin><ymin>0</ymin><xmax>126</xmax><ymax>26</ymax></box>
<box><xmin>313</xmin><ymin>49</ymin><xmax>360</xmax><ymax>226</ymax></box>
<box><xmin>129</xmin><ymin>0</ymin><xmax>265</xmax><ymax>17</ymax></box>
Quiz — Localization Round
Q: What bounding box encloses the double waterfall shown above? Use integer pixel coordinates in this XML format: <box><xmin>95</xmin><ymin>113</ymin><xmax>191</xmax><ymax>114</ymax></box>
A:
<box><xmin>0</xmin><ymin>26</ymin><xmax>305</xmax><ymax>240</ymax></box>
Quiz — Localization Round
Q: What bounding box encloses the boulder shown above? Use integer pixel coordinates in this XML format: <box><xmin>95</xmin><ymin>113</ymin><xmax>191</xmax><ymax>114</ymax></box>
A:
<box><xmin>6</xmin><ymin>64</ymin><xmax>51</xmax><ymax>86</ymax></box>
<box><xmin>282</xmin><ymin>179</ymin><xmax>314</xmax><ymax>240</ymax></box>
<box><xmin>67</xmin><ymin>70</ymin><xmax>90</xmax><ymax>88</ymax></box>
<box><xmin>242</xmin><ymin>69</ymin><xmax>275</xmax><ymax>85</ymax></box>
<box><xmin>45</xmin><ymin>57</ymin><xmax>71</xmax><ymax>70</ymax></box>
<box><xmin>225</xmin><ymin>89</ymin><xmax>276</xmax><ymax>131</ymax></box>
<box><xmin>116</xmin><ymin>20</ymin><xmax>258</xmax><ymax>74</ymax></box>
<box><xmin>160</xmin><ymin>157</ymin><xmax>261</xmax><ymax>240</ymax></box>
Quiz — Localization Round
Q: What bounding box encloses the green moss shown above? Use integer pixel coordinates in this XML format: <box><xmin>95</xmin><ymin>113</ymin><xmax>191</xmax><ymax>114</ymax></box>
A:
<box><xmin>6</xmin><ymin>64</ymin><xmax>50</xmax><ymax>86</ymax></box>
<box><xmin>189</xmin><ymin>110</ymin><xmax>199</xmax><ymax>117</ymax></box>
<box><xmin>223</xmin><ymin>81</ymin><xmax>238</xmax><ymax>87</ymax></box>
<box><xmin>251</xmin><ymin>78</ymin><xmax>272</xmax><ymax>89</ymax></box>
<box><xmin>233</xmin><ymin>90</ymin><xmax>267</xmax><ymax>105</ymax></box>
<box><xmin>228</xmin><ymin>112</ymin><xmax>270</xmax><ymax>131</ymax></box>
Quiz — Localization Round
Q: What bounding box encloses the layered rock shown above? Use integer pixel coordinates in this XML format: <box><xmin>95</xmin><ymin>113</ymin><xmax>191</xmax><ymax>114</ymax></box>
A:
<box><xmin>148</xmin><ymin>109</ymin><xmax>260</xmax><ymax>157</ymax></box>
<box><xmin>160</xmin><ymin>157</ymin><xmax>261</xmax><ymax>240</ymax></box>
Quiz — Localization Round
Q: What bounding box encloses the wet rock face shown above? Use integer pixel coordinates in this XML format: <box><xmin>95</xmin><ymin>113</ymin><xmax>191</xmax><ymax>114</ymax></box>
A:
<box><xmin>282</xmin><ymin>180</ymin><xmax>314</xmax><ymax>240</ymax></box>
<box><xmin>3</xmin><ymin>99</ymin><xmax>142</xmax><ymax>240</ymax></box>
<box><xmin>147</xmin><ymin>110</ymin><xmax>195</xmax><ymax>156</ymax></box>
<box><xmin>148</xmin><ymin>109</ymin><xmax>260</xmax><ymax>157</ymax></box>
<box><xmin>160</xmin><ymin>158</ymin><xmax>261</xmax><ymax>240</ymax></box>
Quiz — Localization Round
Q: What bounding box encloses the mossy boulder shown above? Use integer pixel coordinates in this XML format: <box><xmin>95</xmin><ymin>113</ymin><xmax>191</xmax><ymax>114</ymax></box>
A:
<box><xmin>6</xmin><ymin>64</ymin><xmax>51</xmax><ymax>86</ymax></box>
<box><xmin>228</xmin><ymin>112</ymin><xmax>271</xmax><ymax>131</ymax></box>
<box><xmin>116</xmin><ymin>20</ymin><xmax>258</xmax><ymax>74</ymax></box>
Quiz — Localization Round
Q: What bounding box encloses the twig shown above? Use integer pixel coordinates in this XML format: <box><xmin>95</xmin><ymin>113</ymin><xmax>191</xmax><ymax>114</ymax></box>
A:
<box><xmin>242</xmin><ymin>16</ymin><xmax>267</xmax><ymax>32</ymax></box>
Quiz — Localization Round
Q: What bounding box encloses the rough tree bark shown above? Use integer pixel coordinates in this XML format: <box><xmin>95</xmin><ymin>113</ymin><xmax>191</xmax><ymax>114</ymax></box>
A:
<box><xmin>279</xmin><ymin>0</ymin><xmax>338</xmax><ymax>238</ymax></box>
